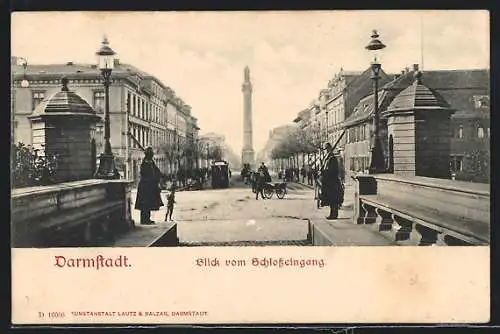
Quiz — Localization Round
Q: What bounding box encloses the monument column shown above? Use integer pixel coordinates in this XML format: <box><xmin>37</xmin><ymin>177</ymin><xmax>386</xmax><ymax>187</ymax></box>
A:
<box><xmin>241</xmin><ymin>66</ymin><xmax>255</xmax><ymax>168</ymax></box>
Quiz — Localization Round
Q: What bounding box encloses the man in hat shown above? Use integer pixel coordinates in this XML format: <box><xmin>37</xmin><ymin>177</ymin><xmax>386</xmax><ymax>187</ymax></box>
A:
<box><xmin>320</xmin><ymin>143</ymin><xmax>344</xmax><ymax>219</ymax></box>
<box><xmin>135</xmin><ymin>147</ymin><xmax>164</xmax><ymax>224</ymax></box>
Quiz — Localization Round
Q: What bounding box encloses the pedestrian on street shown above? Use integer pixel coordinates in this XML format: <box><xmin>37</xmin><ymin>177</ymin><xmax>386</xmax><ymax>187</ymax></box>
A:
<box><xmin>255</xmin><ymin>170</ymin><xmax>266</xmax><ymax>200</ymax></box>
<box><xmin>135</xmin><ymin>147</ymin><xmax>164</xmax><ymax>225</ymax></box>
<box><xmin>258</xmin><ymin>162</ymin><xmax>271</xmax><ymax>182</ymax></box>
<box><xmin>320</xmin><ymin>143</ymin><xmax>344</xmax><ymax>220</ymax></box>
<box><xmin>300</xmin><ymin>165</ymin><xmax>306</xmax><ymax>183</ymax></box>
<box><xmin>165</xmin><ymin>187</ymin><xmax>176</xmax><ymax>222</ymax></box>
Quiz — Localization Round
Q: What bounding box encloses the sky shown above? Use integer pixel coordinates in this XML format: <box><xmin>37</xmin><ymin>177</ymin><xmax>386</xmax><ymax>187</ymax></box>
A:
<box><xmin>11</xmin><ymin>11</ymin><xmax>489</xmax><ymax>153</ymax></box>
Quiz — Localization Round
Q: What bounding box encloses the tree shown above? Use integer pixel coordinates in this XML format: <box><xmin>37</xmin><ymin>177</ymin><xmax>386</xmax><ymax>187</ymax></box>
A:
<box><xmin>11</xmin><ymin>142</ymin><xmax>59</xmax><ymax>188</ymax></box>
<box><xmin>161</xmin><ymin>141</ymin><xmax>177</xmax><ymax>175</ymax></box>
<box><xmin>208</xmin><ymin>144</ymin><xmax>223</xmax><ymax>161</ymax></box>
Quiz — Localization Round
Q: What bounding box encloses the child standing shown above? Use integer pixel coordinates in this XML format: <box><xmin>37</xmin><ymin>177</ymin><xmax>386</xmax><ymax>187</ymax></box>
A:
<box><xmin>165</xmin><ymin>187</ymin><xmax>176</xmax><ymax>222</ymax></box>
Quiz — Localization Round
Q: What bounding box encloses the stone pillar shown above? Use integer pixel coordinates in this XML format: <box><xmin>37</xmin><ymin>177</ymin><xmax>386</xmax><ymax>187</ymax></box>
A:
<box><xmin>28</xmin><ymin>78</ymin><xmax>101</xmax><ymax>183</ymax></box>
<box><xmin>241</xmin><ymin>66</ymin><xmax>255</xmax><ymax>168</ymax></box>
<box><xmin>384</xmin><ymin>71</ymin><xmax>454</xmax><ymax>179</ymax></box>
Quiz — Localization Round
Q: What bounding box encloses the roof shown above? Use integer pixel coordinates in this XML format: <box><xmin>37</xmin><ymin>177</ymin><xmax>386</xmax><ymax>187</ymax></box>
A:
<box><xmin>13</xmin><ymin>62</ymin><xmax>142</xmax><ymax>77</ymax></box>
<box><xmin>11</xmin><ymin>60</ymin><xmax>194</xmax><ymax>110</ymax></box>
<box><xmin>344</xmin><ymin>71</ymin><xmax>415</xmax><ymax>127</ymax></box>
<box><xmin>12</xmin><ymin>61</ymin><xmax>168</xmax><ymax>92</ymax></box>
<box><xmin>385</xmin><ymin>72</ymin><xmax>452</xmax><ymax>114</ymax></box>
<box><xmin>30</xmin><ymin>78</ymin><xmax>98</xmax><ymax>118</ymax></box>
<box><xmin>343</xmin><ymin>68</ymin><xmax>489</xmax><ymax>128</ymax></box>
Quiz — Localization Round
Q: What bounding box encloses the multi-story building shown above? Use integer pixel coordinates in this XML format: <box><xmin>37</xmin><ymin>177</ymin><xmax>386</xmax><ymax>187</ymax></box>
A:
<box><xmin>321</xmin><ymin>68</ymin><xmax>391</xmax><ymax>148</ymax></box>
<box><xmin>292</xmin><ymin>68</ymin><xmax>392</xmax><ymax>170</ymax></box>
<box><xmin>11</xmin><ymin>56</ymin><xmax>200</xmax><ymax>183</ymax></box>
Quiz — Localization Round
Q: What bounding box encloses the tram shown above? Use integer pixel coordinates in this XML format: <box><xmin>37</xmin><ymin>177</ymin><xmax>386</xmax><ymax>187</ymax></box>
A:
<box><xmin>211</xmin><ymin>160</ymin><xmax>230</xmax><ymax>189</ymax></box>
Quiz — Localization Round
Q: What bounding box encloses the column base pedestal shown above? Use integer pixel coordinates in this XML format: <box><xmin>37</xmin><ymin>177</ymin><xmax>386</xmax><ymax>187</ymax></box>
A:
<box><xmin>95</xmin><ymin>152</ymin><xmax>120</xmax><ymax>179</ymax></box>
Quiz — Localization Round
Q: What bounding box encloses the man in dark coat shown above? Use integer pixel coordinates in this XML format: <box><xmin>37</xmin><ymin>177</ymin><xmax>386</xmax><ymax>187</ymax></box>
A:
<box><xmin>258</xmin><ymin>162</ymin><xmax>271</xmax><ymax>182</ymax></box>
<box><xmin>255</xmin><ymin>170</ymin><xmax>266</xmax><ymax>200</ymax></box>
<box><xmin>300</xmin><ymin>165</ymin><xmax>306</xmax><ymax>183</ymax></box>
<box><xmin>135</xmin><ymin>147</ymin><xmax>164</xmax><ymax>225</ymax></box>
<box><xmin>320</xmin><ymin>143</ymin><xmax>344</xmax><ymax>220</ymax></box>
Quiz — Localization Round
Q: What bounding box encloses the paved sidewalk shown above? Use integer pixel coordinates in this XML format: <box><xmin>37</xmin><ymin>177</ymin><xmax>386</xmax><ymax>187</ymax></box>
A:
<box><xmin>289</xmin><ymin>180</ymin><xmax>356</xmax><ymax>222</ymax></box>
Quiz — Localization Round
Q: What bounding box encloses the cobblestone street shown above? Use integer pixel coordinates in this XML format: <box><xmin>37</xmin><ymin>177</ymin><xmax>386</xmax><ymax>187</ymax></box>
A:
<box><xmin>130</xmin><ymin>175</ymin><xmax>355</xmax><ymax>245</ymax></box>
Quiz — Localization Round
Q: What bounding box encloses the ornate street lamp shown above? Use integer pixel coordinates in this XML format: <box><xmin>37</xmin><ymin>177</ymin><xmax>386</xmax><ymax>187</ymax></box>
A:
<box><xmin>366</xmin><ymin>29</ymin><xmax>387</xmax><ymax>174</ymax></box>
<box><xmin>19</xmin><ymin>57</ymin><xmax>30</xmax><ymax>88</ymax></box>
<box><xmin>94</xmin><ymin>36</ymin><xmax>120</xmax><ymax>179</ymax></box>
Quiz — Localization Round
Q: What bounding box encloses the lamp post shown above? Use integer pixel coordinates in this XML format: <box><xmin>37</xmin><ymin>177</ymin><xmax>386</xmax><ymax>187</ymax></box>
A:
<box><xmin>366</xmin><ymin>29</ymin><xmax>387</xmax><ymax>174</ymax></box>
<box><xmin>94</xmin><ymin>36</ymin><xmax>120</xmax><ymax>179</ymax></box>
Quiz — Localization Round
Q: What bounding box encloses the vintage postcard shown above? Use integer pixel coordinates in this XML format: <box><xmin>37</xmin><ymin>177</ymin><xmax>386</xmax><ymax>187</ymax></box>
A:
<box><xmin>11</xmin><ymin>10</ymin><xmax>490</xmax><ymax>325</ymax></box>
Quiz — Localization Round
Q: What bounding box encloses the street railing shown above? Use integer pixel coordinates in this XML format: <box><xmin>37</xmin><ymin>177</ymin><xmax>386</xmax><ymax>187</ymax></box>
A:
<box><xmin>353</xmin><ymin>174</ymin><xmax>490</xmax><ymax>246</ymax></box>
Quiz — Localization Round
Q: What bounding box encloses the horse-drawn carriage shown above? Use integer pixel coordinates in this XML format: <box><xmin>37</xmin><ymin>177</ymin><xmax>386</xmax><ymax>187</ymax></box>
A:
<box><xmin>251</xmin><ymin>179</ymin><xmax>287</xmax><ymax>199</ymax></box>
<box><xmin>263</xmin><ymin>182</ymin><xmax>287</xmax><ymax>199</ymax></box>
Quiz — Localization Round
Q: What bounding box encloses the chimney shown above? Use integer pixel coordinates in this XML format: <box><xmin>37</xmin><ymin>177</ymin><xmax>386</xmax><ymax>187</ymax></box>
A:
<box><xmin>114</xmin><ymin>59</ymin><xmax>120</xmax><ymax>66</ymax></box>
<box><xmin>405</xmin><ymin>67</ymin><xmax>410</xmax><ymax>73</ymax></box>
<box><xmin>413</xmin><ymin>64</ymin><xmax>419</xmax><ymax>72</ymax></box>
<box><xmin>401</xmin><ymin>70</ymin><xmax>405</xmax><ymax>75</ymax></box>
<box><xmin>394</xmin><ymin>74</ymin><xmax>401</xmax><ymax>80</ymax></box>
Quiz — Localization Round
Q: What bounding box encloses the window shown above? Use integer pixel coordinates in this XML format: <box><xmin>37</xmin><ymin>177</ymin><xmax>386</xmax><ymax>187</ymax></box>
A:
<box><xmin>457</xmin><ymin>125</ymin><xmax>464</xmax><ymax>139</ymax></box>
<box><xmin>473</xmin><ymin>95</ymin><xmax>489</xmax><ymax>109</ymax></box>
<box><xmin>457</xmin><ymin>157</ymin><xmax>463</xmax><ymax>172</ymax></box>
<box><xmin>487</xmin><ymin>127</ymin><xmax>490</xmax><ymax>138</ymax></box>
<box><xmin>127</xmin><ymin>92</ymin><xmax>132</xmax><ymax>113</ymax></box>
<box><xmin>477</xmin><ymin>126</ymin><xmax>484</xmax><ymax>138</ymax></box>
<box><xmin>132</xmin><ymin>95</ymin><xmax>136</xmax><ymax>116</ymax></box>
<box><xmin>95</xmin><ymin>124</ymin><xmax>104</xmax><ymax>147</ymax></box>
<box><xmin>93</xmin><ymin>91</ymin><xmax>105</xmax><ymax>113</ymax></box>
<box><xmin>32</xmin><ymin>91</ymin><xmax>45</xmax><ymax>110</ymax></box>
<box><xmin>452</xmin><ymin>156</ymin><xmax>464</xmax><ymax>172</ymax></box>
<box><xmin>132</xmin><ymin>127</ymin><xmax>137</xmax><ymax>148</ymax></box>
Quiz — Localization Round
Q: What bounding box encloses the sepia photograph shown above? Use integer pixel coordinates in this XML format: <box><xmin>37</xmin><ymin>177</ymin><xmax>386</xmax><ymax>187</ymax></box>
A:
<box><xmin>10</xmin><ymin>10</ymin><xmax>490</xmax><ymax>325</ymax></box>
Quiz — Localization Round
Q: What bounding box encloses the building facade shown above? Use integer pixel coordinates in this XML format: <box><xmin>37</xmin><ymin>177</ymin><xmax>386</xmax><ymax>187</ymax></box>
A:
<box><xmin>11</xmin><ymin>57</ymin><xmax>200</xmax><ymax>183</ymax></box>
<box><xmin>290</xmin><ymin>68</ymin><xmax>392</xmax><ymax>169</ymax></box>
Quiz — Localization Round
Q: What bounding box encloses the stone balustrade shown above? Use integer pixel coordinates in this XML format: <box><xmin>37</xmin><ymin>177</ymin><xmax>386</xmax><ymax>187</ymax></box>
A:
<box><xmin>12</xmin><ymin>179</ymin><xmax>135</xmax><ymax>247</ymax></box>
<box><xmin>354</xmin><ymin>174</ymin><xmax>490</xmax><ymax>246</ymax></box>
